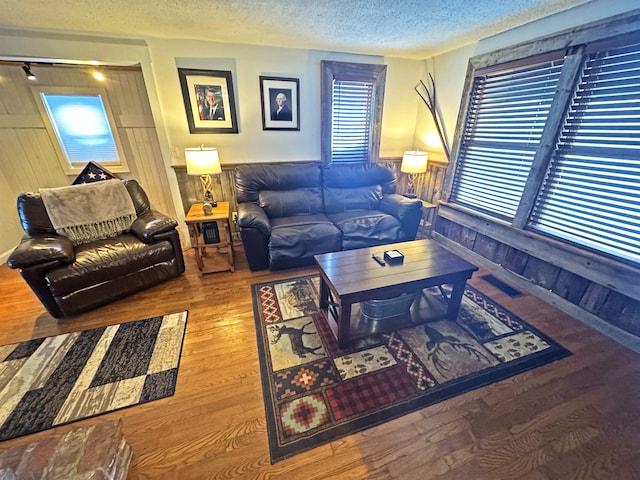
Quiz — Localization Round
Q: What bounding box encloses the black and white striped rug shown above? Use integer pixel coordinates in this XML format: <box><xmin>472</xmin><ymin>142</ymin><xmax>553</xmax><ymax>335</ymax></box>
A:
<box><xmin>0</xmin><ymin>312</ymin><xmax>187</xmax><ymax>441</ymax></box>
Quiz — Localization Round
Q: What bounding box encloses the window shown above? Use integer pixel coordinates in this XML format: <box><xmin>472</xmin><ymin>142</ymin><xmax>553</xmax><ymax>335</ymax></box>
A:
<box><xmin>530</xmin><ymin>41</ymin><xmax>640</xmax><ymax>263</ymax></box>
<box><xmin>35</xmin><ymin>87</ymin><xmax>128</xmax><ymax>174</ymax></box>
<box><xmin>449</xmin><ymin>16</ymin><xmax>640</xmax><ymax>266</ymax></box>
<box><xmin>321</xmin><ymin>60</ymin><xmax>386</xmax><ymax>164</ymax></box>
<box><xmin>452</xmin><ymin>56</ymin><xmax>564</xmax><ymax>220</ymax></box>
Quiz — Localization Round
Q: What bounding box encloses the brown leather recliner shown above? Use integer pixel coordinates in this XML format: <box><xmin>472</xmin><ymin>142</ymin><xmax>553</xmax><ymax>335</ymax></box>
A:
<box><xmin>7</xmin><ymin>180</ymin><xmax>185</xmax><ymax>318</ymax></box>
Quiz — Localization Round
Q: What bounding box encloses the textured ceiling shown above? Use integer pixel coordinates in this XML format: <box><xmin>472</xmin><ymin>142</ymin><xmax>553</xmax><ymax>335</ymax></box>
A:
<box><xmin>0</xmin><ymin>0</ymin><xmax>592</xmax><ymax>59</ymax></box>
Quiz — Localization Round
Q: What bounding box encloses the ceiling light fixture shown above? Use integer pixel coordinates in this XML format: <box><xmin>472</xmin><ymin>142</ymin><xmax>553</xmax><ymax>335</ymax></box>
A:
<box><xmin>22</xmin><ymin>62</ymin><xmax>36</xmax><ymax>81</ymax></box>
<box><xmin>92</xmin><ymin>68</ymin><xmax>105</xmax><ymax>81</ymax></box>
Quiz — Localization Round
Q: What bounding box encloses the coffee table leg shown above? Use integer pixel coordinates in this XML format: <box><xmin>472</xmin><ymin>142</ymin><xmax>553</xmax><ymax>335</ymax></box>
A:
<box><xmin>319</xmin><ymin>277</ymin><xmax>329</xmax><ymax>309</ymax></box>
<box><xmin>337</xmin><ymin>302</ymin><xmax>352</xmax><ymax>349</ymax></box>
<box><xmin>447</xmin><ymin>281</ymin><xmax>467</xmax><ymax>321</ymax></box>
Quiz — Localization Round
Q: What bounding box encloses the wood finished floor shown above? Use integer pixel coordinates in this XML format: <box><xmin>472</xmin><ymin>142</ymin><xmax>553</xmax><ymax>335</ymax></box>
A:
<box><xmin>1</xmin><ymin>246</ymin><xmax>640</xmax><ymax>479</ymax></box>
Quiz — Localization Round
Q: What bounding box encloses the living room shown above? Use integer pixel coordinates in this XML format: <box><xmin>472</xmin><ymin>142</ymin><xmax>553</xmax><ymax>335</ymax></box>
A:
<box><xmin>1</xmin><ymin>0</ymin><xmax>640</xmax><ymax>478</ymax></box>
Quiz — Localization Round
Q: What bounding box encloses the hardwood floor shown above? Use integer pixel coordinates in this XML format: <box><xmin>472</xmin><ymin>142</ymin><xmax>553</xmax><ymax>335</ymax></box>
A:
<box><xmin>1</xmin><ymin>246</ymin><xmax>640</xmax><ymax>479</ymax></box>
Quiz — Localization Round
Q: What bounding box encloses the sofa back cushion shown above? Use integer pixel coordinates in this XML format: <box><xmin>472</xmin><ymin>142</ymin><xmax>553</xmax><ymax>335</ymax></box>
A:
<box><xmin>234</xmin><ymin>163</ymin><xmax>323</xmax><ymax>218</ymax></box>
<box><xmin>323</xmin><ymin>163</ymin><xmax>397</xmax><ymax>214</ymax></box>
<box><xmin>17</xmin><ymin>179</ymin><xmax>148</xmax><ymax>236</ymax></box>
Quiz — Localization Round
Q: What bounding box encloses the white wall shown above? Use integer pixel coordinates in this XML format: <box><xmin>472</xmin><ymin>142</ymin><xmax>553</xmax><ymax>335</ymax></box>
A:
<box><xmin>147</xmin><ymin>38</ymin><xmax>423</xmax><ymax>164</ymax></box>
<box><xmin>0</xmin><ymin>29</ymin><xmax>423</xmax><ymax>257</ymax></box>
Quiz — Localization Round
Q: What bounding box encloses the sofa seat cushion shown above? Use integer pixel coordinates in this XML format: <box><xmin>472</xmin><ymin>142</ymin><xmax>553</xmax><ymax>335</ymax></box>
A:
<box><xmin>46</xmin><ymin>234</ymin><xmax>175</xmax><ymax>296</ymax></box>
<box><xmin>269</xmin><ymin>214</ymin><xmax>341</xmax><ymax>269</ymax></box>
<box><xmin>327</xmin><ymin>210</ymin><xmax>403</xmax><ymax>250</ymax></box>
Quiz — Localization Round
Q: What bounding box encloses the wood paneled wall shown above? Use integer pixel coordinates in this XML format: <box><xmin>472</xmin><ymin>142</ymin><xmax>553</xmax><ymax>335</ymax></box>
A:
<box><xmin>0</xmin><ymin>64</ymin><xmax>175</xmax><ymax>256</ymax></box>
<box><xmin>433</xmin><ymin>203</ymin><xmax>640</xmax><ymax>341</ymax></box>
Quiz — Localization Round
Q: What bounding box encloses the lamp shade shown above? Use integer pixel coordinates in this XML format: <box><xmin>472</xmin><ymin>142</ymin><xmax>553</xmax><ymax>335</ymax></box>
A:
<box><xmin>400</xmin><ymin>151</ymin><xmax>428</xmax><ymax>174</ymax></box>
<box><xmin>185</xmin><ymin>147</ymin><xmax>221</xmax><ymax>175</ymax></box>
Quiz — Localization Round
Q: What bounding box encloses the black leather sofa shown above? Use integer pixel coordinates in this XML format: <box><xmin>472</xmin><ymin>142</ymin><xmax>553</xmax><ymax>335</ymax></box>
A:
<box><xmin>234</xmin><ymin>162</ymin><xmax>423</xmax><ymax>270</ymax></box>
<box><xmin>7</xmin><ymin>180</ymin><xmax>185</xmax><ymax>318</ymax></box>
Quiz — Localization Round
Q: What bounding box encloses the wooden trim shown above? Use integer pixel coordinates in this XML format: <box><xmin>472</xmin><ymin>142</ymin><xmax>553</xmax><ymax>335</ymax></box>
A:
<box><xmin>437</xmin><ymin>202</ymin><xmax>640</xmax><ymax>300</ymax></box>
<box><xmin>433</xmin><ymin>232</ymin><xmax>640</xmax><ymax>352</ymax></box>
<box><xmin>512</xmin><ymin>49</ymin><xmax>586</xmax><ymax>228</ymax></box>
<box><xmin>443</xmin><ymin>61</ymin><xmax>475</xmax><ymax>201</ymax></box>
<box><xmin>320</xmin><ymin>60</ymin><xmax>387</xmax><ymax>165</ymax></box>
<box><xmin>471</xmin><ymin>9</ymin><xmax>640</xmax><ymax>69</ymax></box>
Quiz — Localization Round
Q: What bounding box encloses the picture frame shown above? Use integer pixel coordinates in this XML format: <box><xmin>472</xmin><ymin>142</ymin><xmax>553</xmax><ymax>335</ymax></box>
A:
<box><xmin>178</xmin><ymin>68</ymin><xmax>238</xmax><ymax>134</ymax></box>
<box><xmin>259</xmin><ymin>76</ymin><xmax>300</xmax><ymax>131</ymax></box>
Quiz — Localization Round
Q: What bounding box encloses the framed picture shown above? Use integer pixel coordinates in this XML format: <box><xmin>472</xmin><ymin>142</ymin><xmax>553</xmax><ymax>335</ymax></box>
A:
<box><xmin>178</xmin><ymin>68</ymin><xmax>238</xmax><ymax>134</ymax></box>
<box><xmin>259</xmin><ymin>76</ymin><xmax>300</xmax><ymax>131</ymax></box>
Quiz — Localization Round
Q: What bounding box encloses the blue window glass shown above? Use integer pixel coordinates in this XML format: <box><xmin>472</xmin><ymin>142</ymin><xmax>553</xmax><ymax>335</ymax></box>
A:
<box><xmin>40</xmin><ymin>94</ymin><xmax>120</xmax><ymax>167</ymax></box>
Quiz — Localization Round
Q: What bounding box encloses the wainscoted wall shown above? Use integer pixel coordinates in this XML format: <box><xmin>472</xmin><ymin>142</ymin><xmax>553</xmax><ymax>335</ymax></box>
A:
<box><xmin>0</xmin><ymin>63</ymin><xmax>177</xmax><ymax>257</ymax></box>
<box><xmin>433</xmin><ymin>203</ymin><xmax>640</xmax><ymax>344</ymax></box>
<box><xmin>171</xmin><ymin>158</ymin><xmax>449</xmax><ymax>241</ymax></box>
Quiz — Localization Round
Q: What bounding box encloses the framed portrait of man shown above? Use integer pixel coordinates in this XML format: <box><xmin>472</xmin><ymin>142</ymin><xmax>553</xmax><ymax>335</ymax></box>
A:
<box><xmin>178</xmin><ymin>68</ymin><xmax>239</xmax><ymax>134</ymax></box>
<box><xmin>259</xmin><ymin>76</ymin><xmax>300</xmax><ymax>131</ymax></box>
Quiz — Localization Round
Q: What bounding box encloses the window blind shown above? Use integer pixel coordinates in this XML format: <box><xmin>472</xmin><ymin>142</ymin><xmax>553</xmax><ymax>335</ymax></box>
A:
<box><xmin>40</xmin><ymin>94</ymin><xmax>121</xmax><ymax>167</ymax></box>
<box><xmin>530</xmin><ymin>43</ymin><xmax>640</xmax><ymax>263</ymax></box>
<box><xmin>451</xmin><ymin>59</ymin><xmax>564</xmax><ymax>220</ymax></box>
<box><xmin>331</xmin><ymin>80</ymin><xmax>373</xmax><ymax>163</ymax></box>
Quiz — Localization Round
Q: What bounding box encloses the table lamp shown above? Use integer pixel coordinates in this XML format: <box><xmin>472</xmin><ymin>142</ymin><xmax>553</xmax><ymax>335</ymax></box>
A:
<box><xmin>400</xmin><ymin>150</ymin><xmax>428</xmax><ymax>198</ymax></box>
<box><xmin>185</xmin><ymin>145</ymin><xmax>222</xmax><ymax>212</ymax></box>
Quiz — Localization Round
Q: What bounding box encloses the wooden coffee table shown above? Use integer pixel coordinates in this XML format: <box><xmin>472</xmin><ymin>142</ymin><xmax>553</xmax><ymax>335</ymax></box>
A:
<box><xmin>314</xmin><ymin>239</ymin><xmax>478</xmax><ymax>348</ymax></box>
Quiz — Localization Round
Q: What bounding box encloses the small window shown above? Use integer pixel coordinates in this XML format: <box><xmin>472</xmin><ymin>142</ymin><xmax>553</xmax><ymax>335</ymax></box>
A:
<box><xmin>35</xmin><ymin>87</ymin><xmax>128</xmax><ymax>174</ymax></box>
<box><xmin>321</xmin><ymin>61</ymin><xmax>386</xmax><ymax>164</ymax></box>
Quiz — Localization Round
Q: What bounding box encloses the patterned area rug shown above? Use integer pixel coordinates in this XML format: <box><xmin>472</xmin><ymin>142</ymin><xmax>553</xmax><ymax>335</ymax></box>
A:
<box><xmin>252</xmin><ymin>276</ymin><xmax>571</xmax><ymax>463</ymax></box>
<box><xmin>0</xmin><ymin>312</ymin><xmax>187</xmax><ymax>442</ymax></box>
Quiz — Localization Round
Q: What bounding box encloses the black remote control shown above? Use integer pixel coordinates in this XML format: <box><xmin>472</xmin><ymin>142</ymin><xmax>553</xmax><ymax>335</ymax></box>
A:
<box><xmin>371</xmin><ymin>254</ymin><xmax>386</xmax><ymax>266</ymax></box>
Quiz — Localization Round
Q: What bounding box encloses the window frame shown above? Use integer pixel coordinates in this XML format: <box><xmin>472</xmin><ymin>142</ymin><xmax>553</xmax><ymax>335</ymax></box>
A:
<box><xmin>321</xmin><ymin>60</ymin><xmax>386</xmax><ymax>165</ymax></box>
<box><xmin>33</xmin><ymin>86</ymin><xmax>129</xmax><ymax>175</ymax></box>
<box><xmin>445</xmin><ymin>9</ymin><xmax>640</xmax><ymax>267</ymax></box>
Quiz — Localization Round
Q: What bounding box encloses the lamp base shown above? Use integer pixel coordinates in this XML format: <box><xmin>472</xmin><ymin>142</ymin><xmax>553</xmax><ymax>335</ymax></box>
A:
<box><xmin>403</xmin><ymin>193</ymin><xmax>417</xmax><ymax>199</ymax></box>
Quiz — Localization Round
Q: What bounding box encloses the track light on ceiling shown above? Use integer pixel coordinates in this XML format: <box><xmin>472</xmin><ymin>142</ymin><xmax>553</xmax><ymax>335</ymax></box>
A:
<box><xmin>92</xmin><ymin>67</ymin><xmax>105</xmax><ymax>81</ymax></box>
<box><xmin>22</xmin><ymin>62</ymin><xmax>36</xmax><ymax>81</ymax></box>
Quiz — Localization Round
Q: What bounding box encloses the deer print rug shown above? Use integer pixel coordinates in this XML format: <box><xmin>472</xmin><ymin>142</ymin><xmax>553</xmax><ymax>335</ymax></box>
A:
<box><xmin>252</xmin><ymin>275</ymin><xmax>570</xmax><ymax>463</ymax></box>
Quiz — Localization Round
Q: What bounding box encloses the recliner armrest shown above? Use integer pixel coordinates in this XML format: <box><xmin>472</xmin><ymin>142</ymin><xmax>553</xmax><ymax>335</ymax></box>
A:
<box><xmin>379</xmin><ymin>194</ymin><xmax>422</xmax><ymax>219</ymax></box>
<box><xmin>379</xmin><ymin>194</ymin><xmax>423</xmax><ymax>240</ymax></box>
<box><xmin>237</xmin><ymin>203</ymin><xmax>271</xmax><ymax>236</ymax></box>
<box><xmin>130</xmin><ymin>210</ymin><xmax>178</xmax><ymax>243</ymax></box>
<box><xmin>7</xmin><ymin>234</ymin><xmax>75</xmax><ymax>269</ymax></box>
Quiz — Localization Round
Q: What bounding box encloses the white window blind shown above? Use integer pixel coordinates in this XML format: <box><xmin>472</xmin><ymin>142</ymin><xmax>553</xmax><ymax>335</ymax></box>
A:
<box><xmin>451</xmin><ymin>59</ymin><xmax>564</xmax><ymax>220</ymax></box>
<box><xmin>40</xmin><ymin>93</ymin><xmax>121</xmax><ymax>168</ymax></box>
<box><xmin>530</xmin><ymin>42</ymin><xmax>640</xmax><ymax>263</ymax></box>
<box><xmin>331</xmin><ymin>80</ymin><xmax>373</xmax><ymax>163</ymax></box>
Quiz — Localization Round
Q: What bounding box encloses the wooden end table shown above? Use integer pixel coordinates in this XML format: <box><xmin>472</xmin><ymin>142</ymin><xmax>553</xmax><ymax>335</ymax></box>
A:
<box><xmin>185</xmin><ymin>202</ymin><xmax>234</xmax><ymax>274</ymax></box>
<box><xmin>315</xmin><ymin>239</ymin><xmax>478</xmax><ymax>348</ymax></box>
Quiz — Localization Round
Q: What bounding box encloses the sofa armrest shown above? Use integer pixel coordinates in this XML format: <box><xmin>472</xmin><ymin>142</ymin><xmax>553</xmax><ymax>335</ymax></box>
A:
<box><xmin>7</xmin><ymin>235</ymin><xmax>75</xmax><ymax>269</ymax></box>
<box><xmin>130</xmin><ymin>210</ymin><xmax>179</xmax><ymax>243</ymax></box>
<box><xmin>379</xmin><ymin>194</ymin><xmax>423</xmax><ymax>240</ymax></box>
<box><xmin>237</xmin><ymin>203</ymin><xmax>271</xmax><ymax>236</ymax></box>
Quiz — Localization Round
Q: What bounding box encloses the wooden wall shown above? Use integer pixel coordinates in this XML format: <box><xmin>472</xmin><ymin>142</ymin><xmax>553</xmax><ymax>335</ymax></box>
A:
<box><xmin>0</xmin><ymin>63</ymin><xmax>176</xmax><ymax>256</ymax></box>
<box><xmin>171</xmin><ymin>158</ymin><xmax>449</xmax><ymax>240</ymax></box>
<box><xmin>433</xmin><ymin>203</ymin><xmax>640</xmax><ymax>340</ymax></box>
